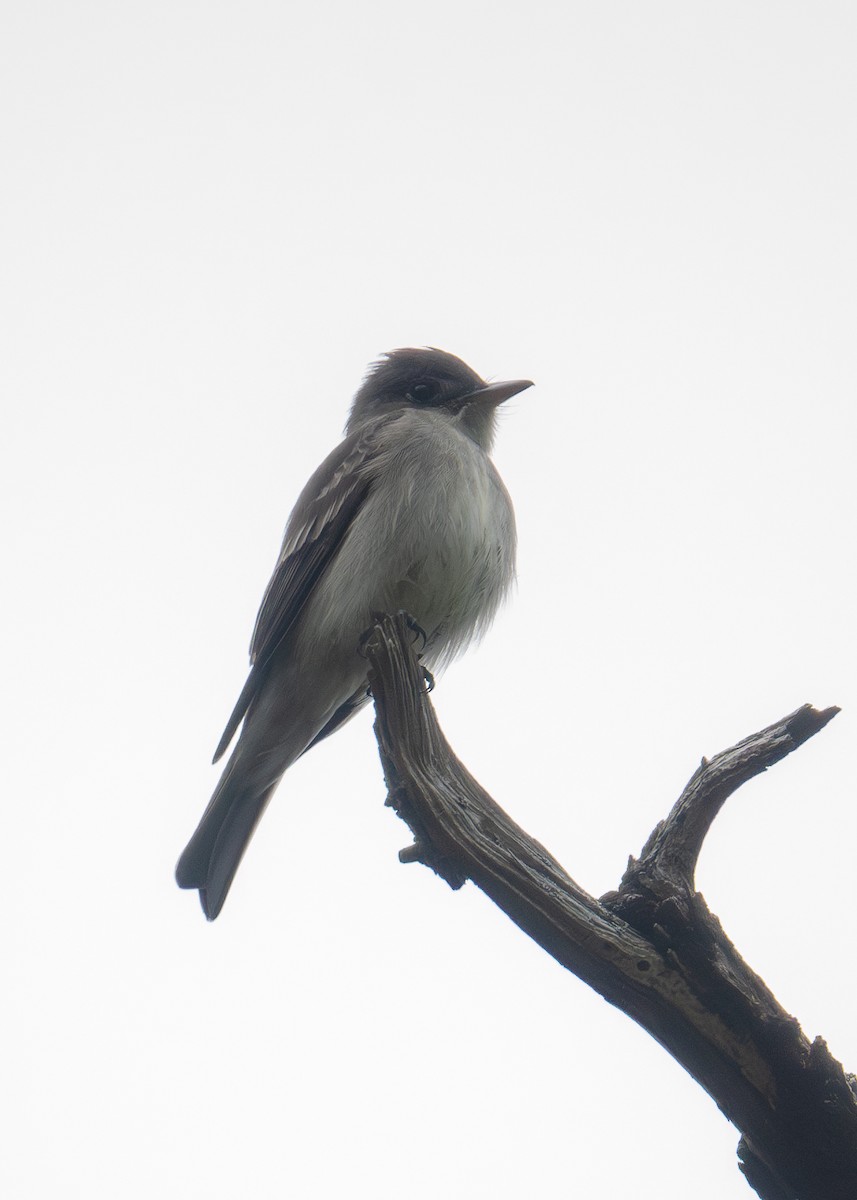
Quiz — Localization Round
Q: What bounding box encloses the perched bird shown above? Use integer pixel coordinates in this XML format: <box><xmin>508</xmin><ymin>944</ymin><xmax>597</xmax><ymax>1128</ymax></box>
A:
<box><xmin>176</xmin><ymin>347</ymin><xmax>532</xmax><ymax>919</ymax></box>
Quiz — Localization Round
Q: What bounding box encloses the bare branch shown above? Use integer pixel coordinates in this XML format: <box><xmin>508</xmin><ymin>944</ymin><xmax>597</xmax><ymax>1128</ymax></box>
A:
<box><xmin>362</xmin><ymin>612</ymin><xmax>857</xmax><ymax>1200</ymax></box>
<box><xmin>628</xmin><ymin>704</ymin><xmax>840</xmax><ymax>891</ymax></box>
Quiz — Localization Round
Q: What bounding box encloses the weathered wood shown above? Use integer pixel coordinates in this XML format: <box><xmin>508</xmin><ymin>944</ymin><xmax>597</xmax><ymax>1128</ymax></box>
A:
<box><xmin>363</xmin><ymin>611</ymin><xmax>857</xmax><ymax>1200</ymax></box>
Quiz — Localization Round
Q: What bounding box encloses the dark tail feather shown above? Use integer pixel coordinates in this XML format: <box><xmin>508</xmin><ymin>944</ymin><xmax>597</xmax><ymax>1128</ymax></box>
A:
<box><xmin>176</xmin><ymin>771</ymin><xmax>276</xmax><ymax>920</ymax></box>
<box><xmin>299</xmin><ymin>687</ymin><xmax>366</xmax><ymax>756</ymax></box>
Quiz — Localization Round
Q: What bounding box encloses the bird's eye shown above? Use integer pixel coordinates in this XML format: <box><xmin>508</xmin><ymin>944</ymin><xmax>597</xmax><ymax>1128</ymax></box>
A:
<box><xmin>407</xmin><ymin>382</ymin><xmax>437</xmax><ymax>405</ymax></box>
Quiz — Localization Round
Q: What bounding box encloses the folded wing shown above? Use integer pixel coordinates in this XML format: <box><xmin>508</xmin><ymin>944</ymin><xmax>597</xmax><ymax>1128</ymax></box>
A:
<box><xmin>212</xmin><ymin>426</ymin><xmax>379</xmax><ymax>763</ymax></box>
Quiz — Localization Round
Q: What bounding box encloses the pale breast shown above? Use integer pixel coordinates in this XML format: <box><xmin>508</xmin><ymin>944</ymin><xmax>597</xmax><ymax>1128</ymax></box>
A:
<box><xmin>301</xmin><ymin>409</ymin><xmax>516</xmax><ymax>668</ymax></box>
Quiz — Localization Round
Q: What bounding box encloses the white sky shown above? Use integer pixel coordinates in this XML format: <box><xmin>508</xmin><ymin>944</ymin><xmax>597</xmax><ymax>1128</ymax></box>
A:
<box><xmin>3</xmin><ymin>3</ymin><xmax>856</xmax><ymax>1198</ymax></box>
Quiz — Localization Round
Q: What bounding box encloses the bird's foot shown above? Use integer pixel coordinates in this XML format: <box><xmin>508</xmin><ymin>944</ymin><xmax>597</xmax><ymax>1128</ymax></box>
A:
<box><xmin>396</xmin><ymin>610</ymin><xmax>428</xmax><ymax>651</ymax></box>
<box><xmin>358</xmin><ymin>613</ymin><xmax>433</xmax><ymax>693</ymax></box>
<box><xmin>358</xmin><ymin>611</ymin><xmax>428</xmax><ymax>655</ymax></box>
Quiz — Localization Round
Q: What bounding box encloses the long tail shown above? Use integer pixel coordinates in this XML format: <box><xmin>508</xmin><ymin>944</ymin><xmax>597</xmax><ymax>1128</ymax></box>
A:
<box><xmin>175</xmin><ymin>763</ymin><xmax>278</xmax><ymax>920</ymax></box>
<box><xmin>177</xmin><ymin>679</ymin><xmax>368</xmax><ymax>919</ymax></box>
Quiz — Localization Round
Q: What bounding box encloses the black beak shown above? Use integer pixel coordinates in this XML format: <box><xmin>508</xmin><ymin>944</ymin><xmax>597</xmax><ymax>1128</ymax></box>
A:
<box><xmin>463</xmin><ymin>378</ymin><xmax>534</xmax><ymax>407</ymax></box>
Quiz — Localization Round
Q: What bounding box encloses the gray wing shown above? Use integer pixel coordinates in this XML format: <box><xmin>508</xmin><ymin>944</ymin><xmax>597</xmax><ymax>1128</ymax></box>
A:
<box><xmin>212</xmin><ymin>425</ymin><xmax>379</xmax><ymax>763</ymax></box>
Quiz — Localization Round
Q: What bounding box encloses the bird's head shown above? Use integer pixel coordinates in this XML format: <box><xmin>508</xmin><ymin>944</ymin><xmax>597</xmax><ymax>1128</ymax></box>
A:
<box><xmin>346</xmin><ymin>347</ymin><xmax>532</xmax><ymax>451</ymax></box>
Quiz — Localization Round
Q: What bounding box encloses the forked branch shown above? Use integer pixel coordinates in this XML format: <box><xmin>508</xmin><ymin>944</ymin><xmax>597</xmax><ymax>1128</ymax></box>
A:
<box><xmin>363</xmin><ymin>612</ymin><xmax>856</xmax><ymax>1200</ymax></box>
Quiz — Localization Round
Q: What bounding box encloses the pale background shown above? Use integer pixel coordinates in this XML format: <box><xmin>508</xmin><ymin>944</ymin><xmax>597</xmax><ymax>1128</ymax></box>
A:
<box><xmin>3</xmin><ymin>4</ymin><xmax>855</xmax><ymax>1198</ymax></box>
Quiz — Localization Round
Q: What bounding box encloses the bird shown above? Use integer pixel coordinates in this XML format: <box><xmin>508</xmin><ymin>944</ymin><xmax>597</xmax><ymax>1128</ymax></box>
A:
<box><xmin>176</xmin><ymin>347</ymin><xmax>532</xmax><ymax>919</ymax></box>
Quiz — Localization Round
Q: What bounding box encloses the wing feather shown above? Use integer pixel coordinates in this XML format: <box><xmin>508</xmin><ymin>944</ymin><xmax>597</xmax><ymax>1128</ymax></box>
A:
<box><xmin>211</xmin><ymin>426</ymin><xmax>378</xmax><ymax>763</ymax></box>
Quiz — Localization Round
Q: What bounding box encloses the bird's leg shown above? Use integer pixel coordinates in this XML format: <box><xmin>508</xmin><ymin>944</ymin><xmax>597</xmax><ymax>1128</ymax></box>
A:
<box><xmin>395</xmin><ymin>609</ymin><xmax>428</xmax><ymax>651</ymax></box>
<box><xmin>394</xmin><ymin>612</ymin><xmax>434</xmax><ymax>690</ymax></box>
<box><xmin>358</xmin><ymin>612</ymin><xmax>434</xmax><ymax>694</ymax></box>
<box><xmin>389</xmin><ymin>612</ymin><xmax>435</xmax><ymax>691</ymax></box>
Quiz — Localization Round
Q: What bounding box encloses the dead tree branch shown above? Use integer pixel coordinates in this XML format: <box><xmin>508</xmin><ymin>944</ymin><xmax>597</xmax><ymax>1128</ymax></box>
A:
<box><xmin>363</xmin><ymin>611</ymin><xmax>856</xmax><ymax>1200</ymax></box>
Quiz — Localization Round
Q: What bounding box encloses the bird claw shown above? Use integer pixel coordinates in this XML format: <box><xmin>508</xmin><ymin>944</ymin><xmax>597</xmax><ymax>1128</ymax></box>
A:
<box><xmin>397</xmin><ymin>610</ymin><xmax>428</xmax><ymax>651</ymax></box>
<box><xmin>357</xmin><ymin>611</ymin><xmax>429</xmax><ymax>664</ymax></box>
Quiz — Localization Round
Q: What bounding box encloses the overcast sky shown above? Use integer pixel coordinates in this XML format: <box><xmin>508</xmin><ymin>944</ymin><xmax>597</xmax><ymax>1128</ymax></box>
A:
<box><xmin>3</xmin><ymin>4</ymin><xmax>856</xmax><ymax>1198</ymax></box>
